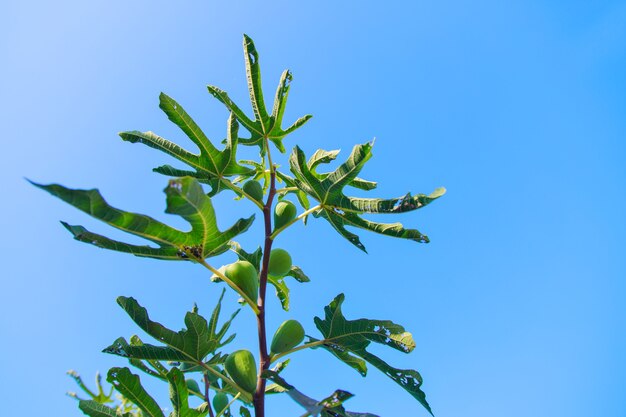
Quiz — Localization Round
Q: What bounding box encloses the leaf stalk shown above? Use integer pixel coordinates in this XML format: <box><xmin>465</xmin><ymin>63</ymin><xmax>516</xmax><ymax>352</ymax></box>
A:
<box><xmin>269</xmin><ymin>339</ymin><xmax>326</xmax><ymax>363</ymax></box>
<box><xmin>270</xmin><ymin>204</ymin><xmax>321</xmax><ymax>240</ymax></box>
<box><xmin>220</xmin><ymin>178</ymin><xmax>265</xmax><ymax>211</ymax></box>
<box><xmin>197</xmin><ymin>259</ymin><xmax>260</xmax><ymax>314</ymax></box>
<box><xmin>215</xmin><ymin>392</ymin><xmax>241</xmax><ymax>417</ymax></box>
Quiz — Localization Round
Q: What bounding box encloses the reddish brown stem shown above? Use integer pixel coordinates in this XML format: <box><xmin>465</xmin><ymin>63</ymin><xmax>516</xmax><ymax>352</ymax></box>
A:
<box><xmin>204</xmin><ymin>373</ymin><xmax>215</xmax><ymax>417</ymax></box>
<box><xmin>253</xmin><ymin>168</ymin><xmax>276</xmax><ymax>417</ymax></box>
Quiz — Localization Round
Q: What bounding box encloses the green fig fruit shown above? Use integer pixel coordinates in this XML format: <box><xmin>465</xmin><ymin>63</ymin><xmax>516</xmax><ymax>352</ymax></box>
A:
<box><xmin>270</xmin><ymin>319</ymin><xmax>305</xmax><ymax>354</ymax></box>
<box><xmin>268</xmin><ymin>249</ymin><xmax>292</xmax><ymax>277</ymax></box>
<box><xmin>274</xmin><ymin>201</ymin><xmax>296</xmax><ymax>230</ymax></box>
<box><xmin>225</xmin><ymin>350</ymin><xmax>257</xmax><ymax>393</ymax></box>
<box><xmin>212</xmin><ymin>392</ymin><xmax>230</xmax><ymax>414</ymax></box>
<box><xmin>185</xmin><ymin>378</ymin><xmax>200</xmax><ymax>393</ymax></box>
<box><xmin>243</xmin><ymin>180</ymin><xmax>263</xmax><ymax>202</ymax></box>
<box><xmin>224</xmin><ymin>261</ymin><xmax>258</xmax><ymax>301</ymax></box>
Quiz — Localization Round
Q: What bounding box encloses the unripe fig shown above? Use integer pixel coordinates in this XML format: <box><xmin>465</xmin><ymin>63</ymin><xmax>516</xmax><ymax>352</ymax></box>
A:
<box><xmin>273</xmin><ymin>201</ymin><xmax>296</xmax><ymax>230</ymax></box>
<box><xmin>212</xmin><ymin>392</ymin><xmax>229</xmax><ymax>414</ymax></box>
<box><xmin>185</xmin><ymin>378</ymin><xmax>200</xmax><ymax>393</ymax></box>
<box><xmin>224</xmin><ymin>261</ymin><xmax>258</xmax><ymax>301</ymax></box>
<box><xmin>225</xmin><ymin>350</ymin><xmax>257</xmax><ymax>393</ymax></box>
<box><xmin>243</xmin><ymin>180</ymin><xmax>263</xmax><ymax>202</ymax></box>
<box><xmin>268</xmin><ymin>249</ymin><xmax>292</xmax><ymax>277</ymax></box>
<box><xmin>270</xmin><ymin>319</ymin><xmax>305</xmax><ymax>354</ymax></box>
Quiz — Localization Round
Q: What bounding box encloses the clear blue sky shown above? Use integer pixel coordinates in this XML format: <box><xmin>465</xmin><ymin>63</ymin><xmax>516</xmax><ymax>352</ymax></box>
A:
<box><xmin>1</xmin><ymin>1</ymin><xmax>625</xmax><ymax>416</ymax></box>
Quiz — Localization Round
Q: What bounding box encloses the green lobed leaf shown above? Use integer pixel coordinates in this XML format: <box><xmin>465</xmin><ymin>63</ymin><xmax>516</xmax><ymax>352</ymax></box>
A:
<box><xmin>243</xmin><ymin>34</ymin><xmax>270</xmax><ymax>129</ymax></box>
<box><xmin>31</xmin><ymin>177</ymin><xmax>254</xmax><ymax>261</ymax></box>
<box><xmin>207</xmin><ymin>35</ymin><xmax>312</xmax><ymax>155</ymax></box>
<box><xmin>103</xmin><ymin>297</ymin><xmax>250</xmax><ymax>400</ymax></box>
<box><xmin>312</xmin><ymin>294</ymin><xmax>432</xmax><ymax>415</ymax></box>
<box><xmin>105</xmin><ymin>296</ymin><xmax>225</xmax><ymax>362</ymax></box>
<box><xmin>106</xmin><ymin>367</ymin><xmax>165</xmax><ymax>417</ymax></box>
<box><xmin>121</xmin><ymin>90</ymin><xmax>253</xmax><ymax>196</ymax></box>
<box><xmin>67</xmin><ymin>370</ymin><xmax>114</xmax><ymax>404</ymax></box>
<box><xmin>287</xmin><ymin>143</ymin><xmax>444</xmax><ymax>252</ymax></box>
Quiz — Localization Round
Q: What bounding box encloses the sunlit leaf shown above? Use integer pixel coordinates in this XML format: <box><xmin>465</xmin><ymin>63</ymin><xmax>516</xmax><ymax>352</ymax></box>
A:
<box><xmin>207</xmin><ymin>35</ymin><xmax>312</xmax><ymax>155</ymax></box>
<box><xmin>311</xmin><ymin>294</ymin><xmax>432</xmax><ymax>415</ymax></box>
<box><xmin>288</xmin><ymin>143</ymin><xmax>444</xmax><ymax>252</ymax></box>
<box><xmin>67</xmin><ymin>370</ymin><xmax>114</xmax><ymax>404</ymax></box>
<box><xmin>120</xmin><ymin>90</ymin><xmax>252</xmax><ymax>196</ymax></box>
<box><xmin>32</xmin><ymin>177</ymin><xmax>254</xmax><ymax>261</ymax></box>
<box><xmin>104</xmin><ymin>296</ymin><xmax>230</xmax><ymax>362</ymax></box>
<box><xmin>166</xmin><ymin>368</ymin><xmax>209</xmax><ymax>417</ymax></box>
<box><xmin>102</xmin><ymin>295</ymin><xmax>253</xmax><ymax>399</ymax></box>
<box><xmin>106</xmin><ymin>367</ymin><xmax>165</xmax><ymax>417</ymax></box>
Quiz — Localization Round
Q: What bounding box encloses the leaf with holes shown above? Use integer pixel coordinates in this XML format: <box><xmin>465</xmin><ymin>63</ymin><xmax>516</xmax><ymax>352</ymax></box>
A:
<box><xmin>207</xmin><ymin>34</ymin><xmax>312</xmax><ymax>155</ymax></box>
<box><xmin>288</xmin><ymin>142</ymin><xmax>445</xmax><ymax>252</ymax></box>
<box><xmin>31</xmin><ymin>177</ymin><xmax>254</xmax><ymax>261</ymax></box>
<box><xmin>309</xmin><ymin>294</ymin><xmax>432</xmax><ymax>415</ymax></box>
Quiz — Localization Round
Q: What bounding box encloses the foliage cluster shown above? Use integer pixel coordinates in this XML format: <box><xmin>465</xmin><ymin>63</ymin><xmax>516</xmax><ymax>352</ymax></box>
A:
<box><xmin>34</xmin><ymin>35</ymin><xmax>444</xmax><ymax>417</ymax></box>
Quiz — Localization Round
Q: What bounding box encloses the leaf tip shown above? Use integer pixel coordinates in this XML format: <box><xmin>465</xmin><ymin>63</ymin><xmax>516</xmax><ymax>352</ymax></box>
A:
<box><xmin>431</xmin><ymin>187</ymin><xmax>446</xmax><ymax>198</ymax></box>
<box><xmin>26</xmin><ymin>178</ymin><xmax>50</xmax><ymax>192</ymax></box>
<box><xmin>118</xmin><ymin>131</ymin><xmax>138</xmax><ymax>142</ymax></box>
<box><xmin>115</xmin><ymin>295</ymin><xmax>130</xmax><ymax>308</ymax></box>
<box><xmin>60</xmin><ymin>221</ymin><xmax>80</xmax><ymax>236</ymax></box>
<box><xmin>24</xmin><ymin>177</ymin><xmax>39</xmax><ymax>187</ymax></box>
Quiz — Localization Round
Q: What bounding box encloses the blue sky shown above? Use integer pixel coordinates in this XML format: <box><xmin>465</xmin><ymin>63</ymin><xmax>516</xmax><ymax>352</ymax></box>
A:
<box><xmin>1</xmin><ymin>1</ymin><xmax>625</xmax><ymax>416</ymax></box>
